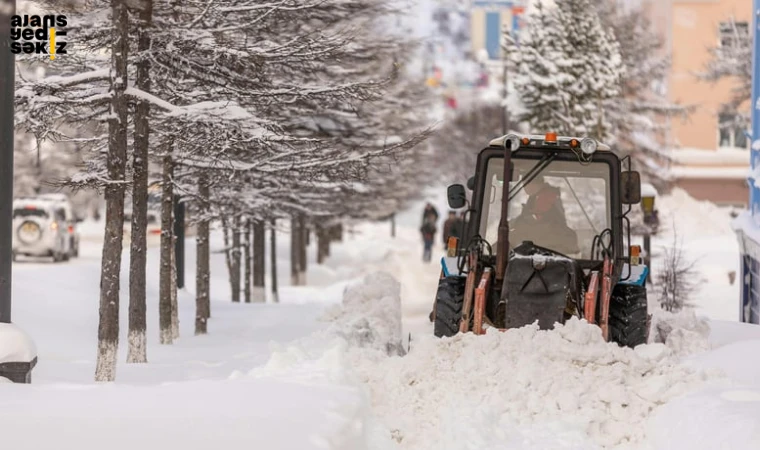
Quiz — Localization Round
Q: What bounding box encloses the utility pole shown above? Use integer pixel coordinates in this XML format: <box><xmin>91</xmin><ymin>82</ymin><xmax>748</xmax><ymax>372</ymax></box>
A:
<box><xmin>0</xmin><ymin>0</ymin><xmax>15</xmax><ymax>324</ymax></box>
<box><xmin>501</xmin><ymin>43</ymin><xmax>508</xmax><ymax>135</ymax></box>
<box><xmin>173</xmin><ymin>194</ymin><xmax>185</xmax><ymax>289</ymax></box>
<box><xmin>0</xmin><ymin>0</ymin><xmax>37</xmax><ymax>384</ymax></box>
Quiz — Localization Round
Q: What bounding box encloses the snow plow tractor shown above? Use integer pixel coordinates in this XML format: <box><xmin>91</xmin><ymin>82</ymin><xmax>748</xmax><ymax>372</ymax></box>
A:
<box><xmin>432</xmin><ymin>133</ymin><xmax>650</xmax><ymax>348</ymax></box>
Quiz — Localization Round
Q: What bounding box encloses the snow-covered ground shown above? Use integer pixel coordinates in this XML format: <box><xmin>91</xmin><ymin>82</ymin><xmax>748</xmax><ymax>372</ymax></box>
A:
<box><xmin>2</xmin><ymin>187</ymin><xmax>760</xmax><ymax>449</ymax></box>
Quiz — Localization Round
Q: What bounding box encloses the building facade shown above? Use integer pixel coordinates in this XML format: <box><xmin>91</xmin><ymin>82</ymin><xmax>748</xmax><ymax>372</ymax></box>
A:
<box><xmin>644</xmin><ymin>0</ymin><xmax>752</xmax><ymax>207</ymax></box>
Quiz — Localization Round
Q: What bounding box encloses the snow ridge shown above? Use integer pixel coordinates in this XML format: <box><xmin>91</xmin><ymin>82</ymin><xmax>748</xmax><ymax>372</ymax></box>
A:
<box><xmin>252</xmin><ymin>272</ymin><xmax>723</xmax><ymax>450</ymax></box>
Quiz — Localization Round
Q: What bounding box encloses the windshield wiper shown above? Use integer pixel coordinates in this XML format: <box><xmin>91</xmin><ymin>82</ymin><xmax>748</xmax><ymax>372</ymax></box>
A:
<box><xmin>563</xmin><ymin>177</ymin><xmax>600</xmax><ymax>236</ymax></box>
<box><xmin>508</xmin><ymin>153</ymin><xmax>556</xmax><ymax>202</ymax></box>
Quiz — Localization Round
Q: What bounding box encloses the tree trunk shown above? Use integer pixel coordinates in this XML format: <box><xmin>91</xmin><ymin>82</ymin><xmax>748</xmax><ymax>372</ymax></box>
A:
<box><xmin>298</xmin><ymin>214</ymin><xmax>308</xmax><ymax>285</ymax></box>
<box><xmin>126</xmin><ymin>0</ymin><xmax>152</xmax><ymax>365</ymax></box>
<box><xmin>317</xmin><ymin>226</ymin><xmax>327</xmax><ymax>264</ymax></box>
<box><xmin>159</xmin><ymin>147</ymin><xmax>174</xmax><ymax>345</ymax></box>
<box><xmin>195</xmin><ymin>176</ymin><xmax>210</xmax><ymax>335</ymax></box>
<box><xmin>230</xmin><ymin>216</ymin><xmax>241</xmax><ymax>302</ymax></box>
<box><xmin>331</xmin><ymin>223</ymin><xmax>343</xmax><ymax>243</ymax></box>
<box><xmin>222</xmin><ymin>217</ymin><xmax>232</xmax><ymax>303</ymax></box>
<box><xmin>290</xmin><ymin>216</ymin><xmax>299</xmax><ymax>285</ymax></box>
<box><xmin>170</xmin><ymin>236</ymin><xmax>179</xmax><ymax>340</ymax></box>
<box><xmin>244</xmin><ymin>219</ymin><xmax>251</xmax><ymax>303</ymax></box>
<box><xmin>253</xmin><ymin>220</ymin><xmax>266</xmax><ymax>302</ymax></box>
<box><xmin>391</xmin><ymin>213</ymin><xmax>396</xmax><ymax>238</ymax></box>
<box><xmin>270</xmin><ymin>218</ymin><xmax>278</xmax><ymax>303</ymax></box>
<box><xmin>95</xmin><ymin>0</ymin><xmax>129</xmax><ymax>382</ymax></box>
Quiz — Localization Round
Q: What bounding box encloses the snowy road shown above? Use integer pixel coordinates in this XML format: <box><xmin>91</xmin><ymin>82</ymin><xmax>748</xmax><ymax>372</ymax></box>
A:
<box><xmin>3</xmin><ymin>190</ymin><xmax>760</xmax><ymax>450</ymax></box>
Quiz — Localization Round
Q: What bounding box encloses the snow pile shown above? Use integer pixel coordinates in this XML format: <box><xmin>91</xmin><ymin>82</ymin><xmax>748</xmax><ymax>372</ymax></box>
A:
<box><xmin>352</xmin><ymin>318</ymin><xmax>719</xmax><ymax>449</ymax></box>
<box><xmin>320</xmin><ymin>272</ymin><xmax>406</xmax><ymax>356</ymax></box>
<box><xmin>251</xmin><ymin>272</ymin><xmax>404</xmax><ymax>382</ymax></box>
<box><xmin>649</xmin><ymin>308</ymin><xmax>712</xmax><ymax>356</ymax></box>
<box><xmin>249</xmin><ymin>272</ymin><xmax>407</xmax><ymax>450</ymax></box>
<box><xmin>252</xmin><ymin>270</ymin><xmax>731</xmax><ymax>450</ymax></box>
<box><xmin>0</xmin><ymin>323</ymin><xmax>38</xmax><ymax>363</ymax></box>
<box><xmin>656</xmin><ymin>188</ymin><xmax>735</xmax><ymax>237</ymax></box>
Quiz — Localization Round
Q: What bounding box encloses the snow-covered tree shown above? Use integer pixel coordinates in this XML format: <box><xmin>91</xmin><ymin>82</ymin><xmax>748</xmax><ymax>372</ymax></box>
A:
<box><xmin>428</xmin><ymin>102</ymin><xmax>503</xmax><ymax>184</ymax></box>
<box><xmin>15</xmin><ymin>0</ymin><xmax>435</xmax><ymax>378</ymax></box>
<box><xmin>505</xmin><ymin>0</ymin><xmax>623</xmax><ymax>142</ymax></box>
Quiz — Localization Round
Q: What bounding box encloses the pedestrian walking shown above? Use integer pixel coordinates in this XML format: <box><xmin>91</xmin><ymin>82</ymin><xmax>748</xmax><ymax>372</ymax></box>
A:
<box><xmin>442</xmin><ymin>210</ymin><xmax>461</xmax><ymax>250</ymax></box>
<box><xmin>420</xmin><ymin>213</ymin><xmax>437</xmax><ymax>263</ymax></box>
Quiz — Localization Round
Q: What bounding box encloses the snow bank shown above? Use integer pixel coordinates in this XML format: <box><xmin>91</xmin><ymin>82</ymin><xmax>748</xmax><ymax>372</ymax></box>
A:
<box><xmin>649</xmin><ymin>308</ymin><xmax>711</xmax><ymax>356</ymax></box>
<box><xmin>249</xmin><ymin>272</ymin><xmax>406</xmax><ymax>449</ymax></box>
<box><xmin>0</xmin><ymin>378</ymin><xmax>371</xmax><ymax>450</ymax></box>
<box><xmin>656</xmin><ymin>188</ymin><xmax>735</xmax><ymax>238</ymax></box>
<box><xmin>353</xmin><ymin>318</ymin><xmax>718</xmax><ymax>449</ymax></box>
<box><xmin>0</xmin><ymin>323</ymin><xmax>37</xmax><ymax>363</ymax></box>
<box><xmin>686</xmin><ymin>339</ymin><xmax>760</xmax><ymax>387</ymax></box>
<box><xmin>647</xmin><ymin>385</ymin><xmax>760</xmax><ymax>450</ymax></box>
<box><xmin>252</xmin><ymin>271</ymin><xmax>734</xmax><ymax>450</ymax></box>
<box><xmin>320</xmin><ymin>272</ymin><xmax>405</xmax><ymax>355</ymax></box>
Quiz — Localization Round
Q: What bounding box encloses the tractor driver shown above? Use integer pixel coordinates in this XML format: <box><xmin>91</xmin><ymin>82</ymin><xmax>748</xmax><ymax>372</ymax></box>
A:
<box><xmin>510</xmin><ymin>174</ymin><xmax>580</xmax><ymax>256</ymax></box>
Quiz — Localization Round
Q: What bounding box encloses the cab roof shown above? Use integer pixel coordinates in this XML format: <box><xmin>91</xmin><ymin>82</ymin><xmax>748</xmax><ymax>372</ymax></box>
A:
<box><xmin>488</xmin><ymin>134</ymin><xmax>612</xmax><ymax>152</ymax></box>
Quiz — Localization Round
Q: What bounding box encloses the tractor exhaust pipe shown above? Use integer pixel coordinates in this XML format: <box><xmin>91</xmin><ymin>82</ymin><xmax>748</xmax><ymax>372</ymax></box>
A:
<box><xmin>496</xmin><ymin>141</ymin><xmax>512</xmax><ymax>282</ymax></box>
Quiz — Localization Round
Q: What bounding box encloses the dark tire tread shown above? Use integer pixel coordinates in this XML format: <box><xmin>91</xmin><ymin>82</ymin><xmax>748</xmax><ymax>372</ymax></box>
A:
<box><xmin>609</xmin><ymin>284</ymin><xmax>649</xmax><ymax>348</ymax></box>
<box><xmin>434</xmin><ymin>277</ymin><xmax>466</xmax><ymax>338</ymax></box>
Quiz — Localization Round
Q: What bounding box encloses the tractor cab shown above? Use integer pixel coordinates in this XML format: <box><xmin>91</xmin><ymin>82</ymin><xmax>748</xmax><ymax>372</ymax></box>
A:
<box><xmin>434</xmin><ymin>133</ymin><xmax>650</xmax><ymax>348</ymax></box>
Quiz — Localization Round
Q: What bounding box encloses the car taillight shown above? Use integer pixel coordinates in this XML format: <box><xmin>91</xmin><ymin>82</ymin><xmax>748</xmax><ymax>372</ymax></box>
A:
<box><xmin>68</xmin><ymin>225</ymin><xmax>74</xmax><ymax>234</ymax></box>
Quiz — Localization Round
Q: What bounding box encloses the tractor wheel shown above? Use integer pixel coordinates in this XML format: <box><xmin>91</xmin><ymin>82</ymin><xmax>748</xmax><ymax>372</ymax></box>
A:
<box><xmin>608</xmin><ymin>284</ymin><xmax>650</xmax><ymax>348</ymax></box>
<box><xmin>434</xmin><ymin>276</ymin><xmax>466</xmax><ymax>338</ymax></box>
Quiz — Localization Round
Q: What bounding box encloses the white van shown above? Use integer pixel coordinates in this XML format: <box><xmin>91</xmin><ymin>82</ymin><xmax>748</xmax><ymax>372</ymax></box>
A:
<box><xmin>12</xmin><ymin>199</ymin><xmax>72</xmax><ymax>262</ymax></box>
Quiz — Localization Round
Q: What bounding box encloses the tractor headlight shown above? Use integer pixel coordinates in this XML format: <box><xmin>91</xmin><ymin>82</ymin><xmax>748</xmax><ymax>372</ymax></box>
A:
<box><xmin>505</xmin><ymin>134</ymin><xmax>521</xmax><ymax>152</ymax></box>
<box><xmin>580</xmin><ymin>138</ymin><xmax>597</xmax><ymax>155</ymax></box>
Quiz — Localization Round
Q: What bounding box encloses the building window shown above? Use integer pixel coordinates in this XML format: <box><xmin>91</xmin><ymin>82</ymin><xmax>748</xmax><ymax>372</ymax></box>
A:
<box><xmin>719</xmin><ymin>21</ymin><xmax>749</xmax><ymax>48</ymax></box>
<box><xmin>718</xmin><ymin>113</ymin><xmax>749</xmax><ymax>149</ymax></box>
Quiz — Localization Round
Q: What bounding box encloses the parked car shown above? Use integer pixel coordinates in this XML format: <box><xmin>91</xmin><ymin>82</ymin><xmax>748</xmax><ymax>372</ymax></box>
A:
<box><xmin>12</xmin><ymin>199</ymin><xmax>72</xmax><ymax>262</ymax></box>
<box><xmin>35</xmin><ymin>193</ymin><xmax>81</xmax><ymax>258</ymax></box>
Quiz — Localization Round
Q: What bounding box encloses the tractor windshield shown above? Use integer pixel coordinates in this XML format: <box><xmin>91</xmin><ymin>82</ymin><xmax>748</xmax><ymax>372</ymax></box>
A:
<box><xmin>479</xmin><ymin>157</ymin><xmax>611</xmax><ymax>259</ymax></box>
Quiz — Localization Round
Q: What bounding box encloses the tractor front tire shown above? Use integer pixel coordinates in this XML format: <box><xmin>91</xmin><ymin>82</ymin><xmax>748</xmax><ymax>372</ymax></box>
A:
<box><xmin>608</xmin><ymin>284</ymin><xmax>649</xmax><ymax>348</ymax></box>
<box><xmin>434</xmin><ymin>276</ymin><xmax>466</xmax><ymax>338</ymax></box>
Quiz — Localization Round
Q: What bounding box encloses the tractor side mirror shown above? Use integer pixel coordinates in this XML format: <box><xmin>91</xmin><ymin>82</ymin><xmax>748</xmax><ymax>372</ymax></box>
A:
<box><xmin>467</xmin><ymin>176</ymin><xmax>475</xmax><ymax>191</ymax></box>
<box><xmin>447</xmin><ymin>184</ymin><xmax>467</xmax><ymax>209</ymax></box>
<box><xmin>621</xmin><ymin>171</ymin><xmax>642</xmax><ymax>204</ymax></box>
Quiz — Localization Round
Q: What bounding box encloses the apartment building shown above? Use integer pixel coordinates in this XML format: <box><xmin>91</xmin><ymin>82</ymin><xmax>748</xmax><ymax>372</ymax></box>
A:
<box><xmin>642</xmin><ymin>0</ymin><xmax>752</xmax><ymax>206</ymax></box>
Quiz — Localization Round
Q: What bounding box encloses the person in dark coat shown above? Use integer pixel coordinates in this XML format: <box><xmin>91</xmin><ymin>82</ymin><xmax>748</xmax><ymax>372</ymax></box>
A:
<box><xmin>442</xmin><ymin>211</ymin><xmax>461</xmax><ymax>249</ymax></box>
<box><xmin>511</xmin><ymin>176</ymin><xmax>579</xmax><ymax>255</ymax></box>
<box><xmin>420</xmin><ymin>213</ymin><xmax>437</xmax><ymax>262</ymax></box>
<box><xmin>422</xmin><ymin>202</ymin><xmax>439</xmax><ymax>225</ymax></box>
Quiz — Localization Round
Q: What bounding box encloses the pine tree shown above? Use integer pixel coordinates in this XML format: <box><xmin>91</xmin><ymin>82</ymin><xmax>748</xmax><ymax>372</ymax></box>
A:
<box><xmin>505</xmin><ymin>2</ymin><xmax>571</xmax><ymax>134</ymax></box>
<box><xmin>506</xmin><ymin>0</ymin><xmax>623</xmax><ymax>142</ymax></box>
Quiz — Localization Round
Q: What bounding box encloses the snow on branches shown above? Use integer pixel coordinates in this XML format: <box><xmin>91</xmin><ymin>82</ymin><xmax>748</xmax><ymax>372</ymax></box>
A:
<box><xmin>505</xmin><ymin>0</ymin><xmax>623</xmax><ymax>142</ymax></box>
<box><xmin>701</xmin><ymin>18</ymin><xmax>751</xmax><ymax>123</ymax></box>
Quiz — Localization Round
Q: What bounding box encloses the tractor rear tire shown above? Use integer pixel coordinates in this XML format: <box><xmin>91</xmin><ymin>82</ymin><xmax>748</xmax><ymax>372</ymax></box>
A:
<box><xmin>608</xmin><ymin>284</ymin><xmax>649</xmax><ymax>348</ymax></box>
<box><xmin>434</xmin><ymin>276</ymin><xmax>466</xmax><ymax>338</ymax></box>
